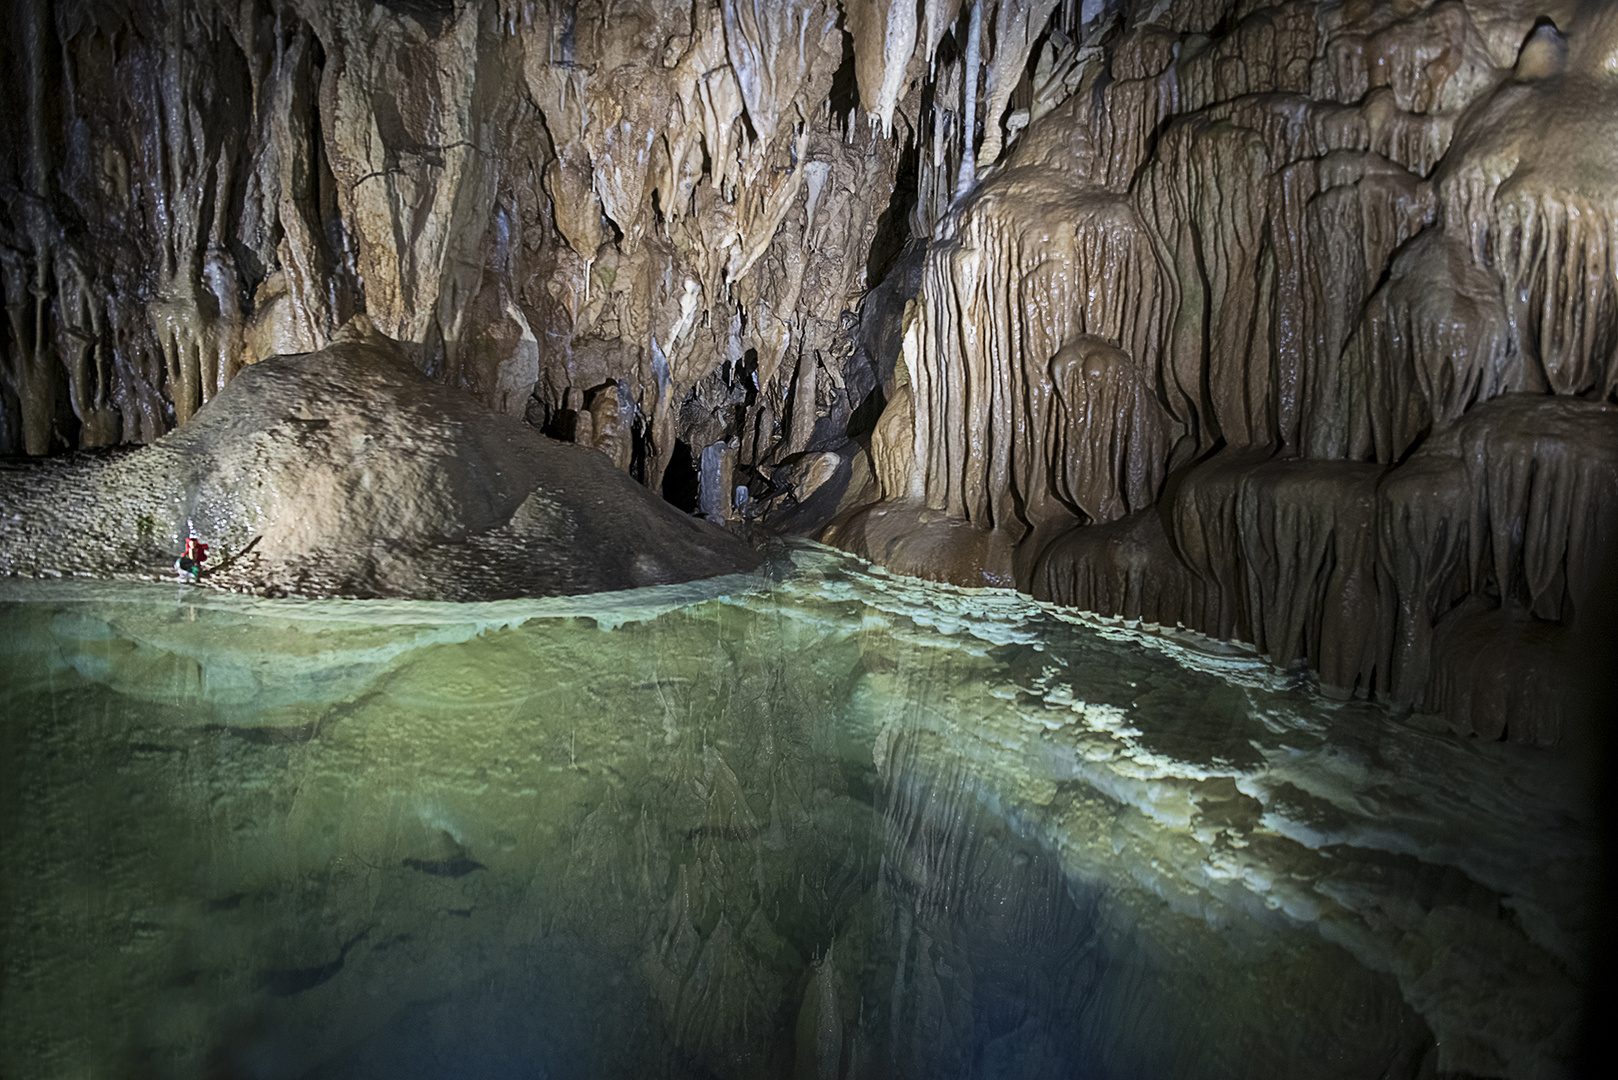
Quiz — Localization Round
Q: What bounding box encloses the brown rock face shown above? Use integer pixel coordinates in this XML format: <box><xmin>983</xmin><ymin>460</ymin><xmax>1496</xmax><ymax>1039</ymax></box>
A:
<box><xmin>0</xmin><ymin>0</ymin><xmax>900</xmax><ymax>505</ymax></box>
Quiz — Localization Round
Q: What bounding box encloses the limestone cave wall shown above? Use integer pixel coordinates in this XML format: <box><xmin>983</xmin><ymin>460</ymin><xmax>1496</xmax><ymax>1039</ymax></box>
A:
<box><xmin>0</xmin><ymin>0</ymin><xmax>910</xmax><ymax>500</ymax></box>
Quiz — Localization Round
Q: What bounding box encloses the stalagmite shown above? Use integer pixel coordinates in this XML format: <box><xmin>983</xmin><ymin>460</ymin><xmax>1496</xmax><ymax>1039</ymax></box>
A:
<box><xmin>1045</xmin><ymin>336</ymin><xmax>1172</xmax><ymax>525</ymax></box>
<box><xmin>789</xmin><ymin>346</ymin><xmax>820</xmax><ymax>453</ymax></box>
<box><xmin>698</xmin><ymin>441</ymin><xmax>737</xmax><ymax>521</ymax></box>
<box><xmin>587</xmin><ymin>381</ymin><xmax>635</xmax><ymax>471</ymax></box>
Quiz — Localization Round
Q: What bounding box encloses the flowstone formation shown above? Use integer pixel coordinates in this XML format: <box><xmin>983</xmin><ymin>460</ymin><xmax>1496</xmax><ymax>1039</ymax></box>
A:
<box><xmin>824</xmin><ymin>0</ymin><xmax>1618</xmax><ymax>744</ymax></box>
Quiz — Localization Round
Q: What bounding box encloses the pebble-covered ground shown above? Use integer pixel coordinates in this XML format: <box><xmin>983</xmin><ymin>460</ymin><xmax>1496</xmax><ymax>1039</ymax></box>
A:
<box><xmin>0</xmin><ymin>450</ymin><xmax>493</xmax><ymax>598</ymax></box>
<box><xmin>0</xmin><ymin>448</ymin><xmax>188</xmax><ymax>583</ymax></box>
<box><xmin>0</xmin><ymin>449</ymin><xmax>764</xmax><ymax>601</ymax></box>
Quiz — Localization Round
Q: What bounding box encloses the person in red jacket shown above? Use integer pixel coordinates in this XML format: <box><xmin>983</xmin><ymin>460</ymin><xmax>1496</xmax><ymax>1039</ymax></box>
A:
<box><xmin>175</xmin><ymin>535</ymin><xmax>208</xmax><ymax>580</ymax></box>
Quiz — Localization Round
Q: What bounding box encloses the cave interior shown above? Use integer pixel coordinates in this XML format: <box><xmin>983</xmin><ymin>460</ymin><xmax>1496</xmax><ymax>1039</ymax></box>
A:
<box><xmin>0</xmin><ymin>0</ymin><xmax>1614</xmax><ymax>1077</ymax></box>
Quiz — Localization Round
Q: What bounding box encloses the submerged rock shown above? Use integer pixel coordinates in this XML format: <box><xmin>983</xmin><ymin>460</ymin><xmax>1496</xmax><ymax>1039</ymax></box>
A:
<box><xmin>0</xmin><ymin>319</ymin><xmax>759</xmax><ymax>599</ymax></box>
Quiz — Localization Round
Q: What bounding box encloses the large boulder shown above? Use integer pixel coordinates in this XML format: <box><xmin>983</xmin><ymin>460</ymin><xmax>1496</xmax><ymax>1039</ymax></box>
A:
<box><xmin>0</xmin><ymin>319</ymin><xmax>760</xmax><ymax>598</ymax></box>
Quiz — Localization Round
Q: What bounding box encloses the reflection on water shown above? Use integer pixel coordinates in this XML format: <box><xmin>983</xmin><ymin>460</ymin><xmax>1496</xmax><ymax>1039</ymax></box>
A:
<box><xmin>0</xmin><ymin>543</ymin><xmax>1588</xmax><ymax>1079</ymax></box>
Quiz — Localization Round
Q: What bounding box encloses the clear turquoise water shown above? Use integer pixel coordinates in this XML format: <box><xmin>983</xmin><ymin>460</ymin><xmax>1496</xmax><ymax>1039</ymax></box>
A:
<box><xmin>0</xmin><ymin>543</ymin><xmax>1588</xmax><ymax>1079</ymax></box>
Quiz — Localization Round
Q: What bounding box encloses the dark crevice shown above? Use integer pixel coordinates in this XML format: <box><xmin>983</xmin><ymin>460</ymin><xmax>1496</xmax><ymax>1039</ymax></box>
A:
<box><xmin>846</xmin><ymin>385</ymin><xmax>886</xmax><ymax>442</ymax></box>
<box><xmin>865</xmin><ymin>136</ymin><xmax>918</xmax><ymax>291</ymax></box>
<box><xmin>660</xmin><ymin>438</ymin><xmax>700</xmax><ymax>513</ymax></box>
<box><xmin>828</xmin><ymin>14</ymin><xmax>859</xmax><ymax>132</ymax></box>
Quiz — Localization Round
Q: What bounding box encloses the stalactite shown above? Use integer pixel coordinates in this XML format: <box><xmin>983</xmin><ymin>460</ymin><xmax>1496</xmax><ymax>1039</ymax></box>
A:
<box><xmin>976</xmin><ymin>0</ymin><xmax>1061</xmax><ymax>167</ymax></box>
<box><xmin>954</xmin><ymin>2</ymin><xmax>982</xmax><ymax>200</ymax></box>
<box><xmin>0</xmin><ymin>250</ymin><xmax>64</xmax><ymax>455</ymax></box>
<box><xmin>844</xmin><ymin>0</ymin><xmax>917</xmax><ymax>137</ymax></box>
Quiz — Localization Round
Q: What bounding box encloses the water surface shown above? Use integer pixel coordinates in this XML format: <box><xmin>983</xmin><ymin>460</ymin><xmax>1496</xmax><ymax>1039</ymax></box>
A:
<box><xmin>0</xmin><ymin>543</ymin><xmax>1587</xmax><ymax>1079</ymax></box>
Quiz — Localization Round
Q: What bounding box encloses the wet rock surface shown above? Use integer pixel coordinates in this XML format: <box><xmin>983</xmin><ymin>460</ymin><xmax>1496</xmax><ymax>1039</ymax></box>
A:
<box><xmin>0</xmin><ymin>320</ymin><xmax>758</xmax><ymax>599</ymax></box>
<box><xmin>0</xmin><ymin>0</ymin><xmax>901</xmax><ymax>504</ymax></box>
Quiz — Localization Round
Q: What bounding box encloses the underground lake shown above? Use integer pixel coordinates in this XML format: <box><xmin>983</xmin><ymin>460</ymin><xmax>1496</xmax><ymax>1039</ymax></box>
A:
<box><xmin>0</xmin><ymin>541</ymin><xmax>1591</xmax><ymax>1080</ymax></box>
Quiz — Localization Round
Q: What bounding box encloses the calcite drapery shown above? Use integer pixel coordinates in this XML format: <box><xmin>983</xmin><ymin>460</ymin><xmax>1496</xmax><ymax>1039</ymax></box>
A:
<box><xmin>897</xmin><ymin>163</ymin><xmax>1166</xmax><ymax>533</ymax></box>
<box><xmin>842</xmin><ymin>0</ymin><xmax>1615</xmax><ymax>743</ymax></box>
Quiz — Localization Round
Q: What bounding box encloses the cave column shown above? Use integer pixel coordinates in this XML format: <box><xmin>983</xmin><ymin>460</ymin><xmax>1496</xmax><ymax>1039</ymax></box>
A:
<box><xmin>699</xmin><ymin>441</ymin><xmax>738</xmax><ymax>523</ymax></box>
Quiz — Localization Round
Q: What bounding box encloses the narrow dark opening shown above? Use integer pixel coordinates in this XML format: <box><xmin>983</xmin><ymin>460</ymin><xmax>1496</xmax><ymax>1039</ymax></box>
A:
<box><xmin>310</xmin><ymin>35</ymin><xmax>362</xmax><ymax>323</ymax></box>
<box><xmin>730</xmin><ymin>348</ymin><xmax>760</xmax><ymax>440</ymax></box>
<box><xmin>846</xmin><ymin>385</ymin><xmax>887</xmax><ymax>442</ymax></box>
<box><xmin>540</xmin><ymin>403</ymin><xmax>577</xmax><ymax>443</ymax></box>
<box><xmin>828</xmin><ymin>16</ymin><xmax>859</xmax><ymax>133</ymax></box>
<box><xmin>661</xmin><ymin>439</ymin><xmax>700</xmax><ymax>513</ymax></box>
<box><xmin>629</xmin><ymin>415</ymin><xmax>649</xmax><ymax>486</ymax></box>
<box><xmin>738</xmin><ymin>348</ymin><xmax>759</xmax><ymax>408</ymax></box>
<box><xmin>934</xmin><ymin>18</ymin><xmax>964</xmax><ymax>69</ymax></box>
<box><xmin>865</xmin><ymin>137</ymin><xmax>919</xmax><ymax>290</ymax></box>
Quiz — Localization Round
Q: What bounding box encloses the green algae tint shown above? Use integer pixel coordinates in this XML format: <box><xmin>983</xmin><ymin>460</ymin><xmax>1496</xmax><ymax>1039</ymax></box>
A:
<box><xmin>0</xmin><ymin>543</ymin><xmax>1588</xmax><ymax>1080</ymax></box>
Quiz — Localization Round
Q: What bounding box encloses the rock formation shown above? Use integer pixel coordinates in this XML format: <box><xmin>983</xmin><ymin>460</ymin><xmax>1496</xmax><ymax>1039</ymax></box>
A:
<box><xmin>0</xmin><ymin>0</ymin><xmax>901</xmax><ymax>504</ymax></box>
<box><xmin>3</xmin><ymin>0</ymin><xmax>1613</xmax><ymax>738</ymax></box>
<box><xmin>827</xmin><ymin>0</ymin><xmax>1618</xmax><ymax>744</ymax></box>
<box><xmin>0</xmin><ymin>317</ymin><xmax>759</xmax><ymax>597</ymax></box>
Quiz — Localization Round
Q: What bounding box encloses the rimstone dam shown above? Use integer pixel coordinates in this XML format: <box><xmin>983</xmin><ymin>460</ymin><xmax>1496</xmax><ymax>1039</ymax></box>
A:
<box><xmin>0</xmin><ymin>1</ymin><xmax>1613</xmax><ymax>1078</ymax></box>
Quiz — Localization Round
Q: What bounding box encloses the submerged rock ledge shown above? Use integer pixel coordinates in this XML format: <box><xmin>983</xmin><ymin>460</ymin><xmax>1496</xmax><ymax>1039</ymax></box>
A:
<box><xmin>0</xmin><ymin>320</ymin><xmax>759</xmax><ymax>600</ymax></box>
